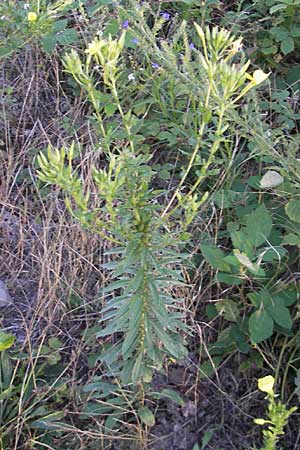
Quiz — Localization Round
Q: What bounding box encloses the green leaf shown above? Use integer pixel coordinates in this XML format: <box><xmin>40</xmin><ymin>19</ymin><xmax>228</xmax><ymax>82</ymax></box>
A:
<box><xmin>270</xmin><ymin>4</ymin><xmax>286</xmax><ymax>13</ymax></box>
<box><xmin>281</xmin><ymin>36</ymin><xmax>295</xmax><ymax>55</ymax></box>
<box><xmin>0</xmin><ymin>386</ymin><xmax>13</xmax><ymax>401</ymax></box>
<box><xmin>131</xmin><ymin>351</ymin><xmax>143</xmax><ymax>384</ymax></box>
<box><xmin>282</xmin><ymin>233</ymin><xmax>300</xmax><ymax>246</ymax></box>
<box><xmin>233</xmin><ymin>250</ymin><xmax>258</xmax><ymax>273</ymax></box>
<box><xmin>273</xmin><ymin>288</ymin><xmax>298</xmax><ymax>307</ymax></box>
<box><xmin>57</xmin><ymin>29</ymin><xmax>78</xmax><ymax>45</ymax></box>
<box><xmin>41</xmin><ymin>34</ymin><xmax>57</xmax><ymax>54</ymax></box>
<box><xmin>200</xmin><ymin>244</ymin><xmax>231</xmax><ymax>272</ymax></box>
<box><xmin>104</xmin><ymin>103</ymin><xmax>117</xmax><ymax>118</ymax></box>
<box><xmin>200</xmin><ymin>429</ymin><xmax>215</xmax><ymax>449</ymax></box>
<box><xmin>245</xmin><ymin>204</ymin><xmax>272</xmax><ymax>247</ymax></box>
<box><xmin>264</xmin><ymin>298</ymin><xmax>292</xmax><ymax>330</ymax></box>
<box><xmin>290</xmin><ymin>26</ymin><xmax>300</xmax><ymax>37</ymax></box>
<box><xmin>31</xmin><ymin>411</ymin><xmax>65</xmax><ymax>430</ymax></box>
<box><xmin>52</xmin><ymin>19</ymin><xmax>68</xmax><ymax>33</ymax></box>
<box><xmin>199</xmin><ymin>356</ymin><xmax>223</xmax><ymax>378</ymax></box>
<box><xmin>0</xmin><ymin>47</ymin><xmax>13</xmax><ymax>58</ymax></box>
<box><xmin>215</xmin><ymin>299</ymin><xmax>240</xmax><ymax>322</ymax></box>
<box><xmin>285</xmin><ymin>199</ymin><xmax>300</xmax><ymax>222</ymax></box>
<box><xmin>151</xmin><ymin>388</ymin><xmax>185</xmax><ymax>406</ymax></box>
<box><xmin>0</xmin><ymin>332</ymin><xmax>15</xmax><ymax>351</ymax></box>
<box><xmin>48</xmin><ymin>337</ymin><xmax>62</xmax><ymax>349</ymax></box>
<box><xmin>137</xmin><ymin>406</ymin><xmax>155</xmax><ymax>427</ymax></box>
<box><xmin>214</xmin><ymin>272</ymin><xmax>243</xmax><ymax>285</ymax></box>
<box><xmin>249</xmin><ymin>310</ymin><xmax>273</xmax><ymax>344</ymax></box>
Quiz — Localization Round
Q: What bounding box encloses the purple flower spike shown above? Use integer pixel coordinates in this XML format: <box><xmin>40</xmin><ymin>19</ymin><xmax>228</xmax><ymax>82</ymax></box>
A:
<box><xmin>122</xmin><ymin>20</ymin><xmax>129</xmax><ymax>29</ymax></box>
<box><xmin>189</xmin><ymin>42</ymin><xmax>195</xmax><ymax>50</ymax></box>
<box><xmin>151</xmin><ymin>62</ymin><xmax>160</xmax><ymax>69</ymax></box>
<box><xmin>161</xmin><ymin>12</ymin><xmax>170</xmax><ymax>20</ymax></box>
<box><xmin>132</xmin><ymin>37</ymin><xmax>139</xmax><ymax>44</ymax></box>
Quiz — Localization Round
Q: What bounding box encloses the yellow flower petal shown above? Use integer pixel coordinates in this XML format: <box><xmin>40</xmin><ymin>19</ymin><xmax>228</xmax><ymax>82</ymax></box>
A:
<box><xmin>258</xmin><ymin>375</ymin><xmax>275</xmax><ymax>394</ymax></box>
<box><xmin>27</xmin><ymin>12</ymin><xmax>37</xmax><ymax>22</ymax></box>
<box><xmin>252</xmin><ymin>69</ymin><xmax>269</xmax><ymax>85</ymax></box>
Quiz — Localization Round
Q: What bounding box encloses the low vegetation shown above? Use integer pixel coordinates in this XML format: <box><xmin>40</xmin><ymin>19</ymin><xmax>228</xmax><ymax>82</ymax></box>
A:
<box><xmin>1</xmin><ymin>1</ymin><xmax>300</xmax><ymax>449</ymax></box>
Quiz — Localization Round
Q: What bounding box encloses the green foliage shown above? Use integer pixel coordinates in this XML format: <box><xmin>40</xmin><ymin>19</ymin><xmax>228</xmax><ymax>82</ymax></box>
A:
<box><xmin>0</xmin><ymin>332</ymin><xmax>15</xmax><ymax>351</ymax></box>
<box><xmin>0</xmin><ymin>338</ymin><xmax>67</xmax><ymax>448</ymax></box>
<box><xmin>0</xmin><ymin>0</ymin><xmax>79</xmax><ymax>57</ymax></box>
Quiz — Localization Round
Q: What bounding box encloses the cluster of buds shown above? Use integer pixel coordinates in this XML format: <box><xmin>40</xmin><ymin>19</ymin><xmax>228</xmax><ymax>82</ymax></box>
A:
<box><xmin>194</xmin><ymin>24</ymin><xmax>270</xmax><ymax>105</ymax></box>
<box><xmin>85</xmin><ymin>32</ymin><xmax>126</xmax><ymax>85</ymax></box>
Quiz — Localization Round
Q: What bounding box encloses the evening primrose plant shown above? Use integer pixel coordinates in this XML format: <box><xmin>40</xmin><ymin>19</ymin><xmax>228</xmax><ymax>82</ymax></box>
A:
<box><xmin>254</xmin><ymin>376</ymin><xmax>297</xmax><ymax>450</ymax></box>
<box><xmin>37</xmin><ymin>23</ymin><xmax>268</xmax><ymax>384</ymax></box>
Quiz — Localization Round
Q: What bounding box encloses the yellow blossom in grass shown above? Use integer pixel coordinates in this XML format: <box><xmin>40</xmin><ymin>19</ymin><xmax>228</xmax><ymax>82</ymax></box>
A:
<box><xmin>27</xmin><ymin>12</ymin><xmax>37</xmax><ymax>22</ymax></box>
<box><xmin>253</xmin><ymin>69</ymin><xmax>270</xmax><ymax>85</ymax></box>
<box><xmin>85</xmin><ymin>38</ymin><xmax>104</xmax><ymax>57</ymax></box>
<box><xmin>246</xmin><ymin>69</ymin><xmax>270</xmax><ymax>85</ymax></box>
<box><xmin>258</xmin><ymin>375</ymin><xmax>275</xmax><ymax>395</ymax></box>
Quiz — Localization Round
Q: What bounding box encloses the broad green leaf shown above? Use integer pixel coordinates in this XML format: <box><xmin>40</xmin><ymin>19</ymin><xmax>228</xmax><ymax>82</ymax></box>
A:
<box><xmin>138</xmin><ymin>406</ymin><xmax>155</xmax><ymax>427</ymax></box>
<box><xmin>199</xmin><ymin>356</ymin><xmax>223</xmax><ymax>379</ymax></box>
<box><xmin>104</xmin><ymin>103</ymin><xmax>117</xmax><ymax>117</ymax></box>
<box><xmin>282</xmin><ymin>233</ymin><xmax>300</xmax><ymax>246</ymax></box>
<box><xmin>0</xmin><ymin>332</ymin><xmax>15</xmax><ymax>351</ymax></box>
<box><xmin>245</xmin><ymin>204</ymin><xmax>272</xmax><ymax>247</ymax></box>
<box><xmin>215</xmin><ymin>299</ymin><xmax>240</xmax><ymax>322</ymax></box>
<box><xmin>281</xmin><ymin>36</ymin><xmax>295</xmax><ymax>55</ymax></box>
<box><xmin>215</xmin><ymin>272</ymin><xmax>243</xmax><ymax>285</ymax></box>
<box><xmin>264</xmin><ymin>297</ymin><xmax>292</xmax><ymax>329</ymax></box>
<box><xmin>200</xmin><ymin>244</ymin><xmax>231</xmax><ymax>272</ymax></box>
<box><xmin>48</xmin><ymin>337</ymin><xmax>62</xmax><ymax>349</ymax></box>
<box><xmin>249</xmin><ymin>310</ymin><xmax>273</xmax><ymax>344</ymax></box>
<box><xmin>52</xmin><ymin>19</ymin><xmax>68</xmax><ymax>33</ymax></box>
<box><xmin>41</xmin><ymin>34</ymin><xmax>57</xmax><ymax>54</ymax></box>
<box><xmin>285</xmin><ymin>199</ymin><xmax>300</xmax><ymax>222</ymax></box>
<box><xmin>57</xmin><ymin>29</ymin><xmax>78</xmax><ymax>45</ymax></box>
<box><xmin>291</xmin><ymin>26</ymin><xmax>300</xmax><ymax>37</ymax></box>
<box><xmin>273</xmin><ymin>288</ymin><xmax>298</xmax><ymax>307</ymax></box>
<box><xmin>233</xmin><ymin>250</ymin><xmax>258</xmax><ymax>272</ymax></box>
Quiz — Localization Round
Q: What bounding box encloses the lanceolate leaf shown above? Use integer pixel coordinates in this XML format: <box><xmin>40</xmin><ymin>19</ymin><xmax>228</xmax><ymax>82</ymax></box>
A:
<box><xmin>138</xmin><ymin>406</ymin><xmax>155</xmax><ymax>427</ymax></box>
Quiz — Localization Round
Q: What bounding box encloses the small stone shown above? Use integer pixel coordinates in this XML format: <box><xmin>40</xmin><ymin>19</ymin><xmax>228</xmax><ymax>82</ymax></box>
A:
<box><xmin>260</xmin><ymin>170</ymin><xmax>284</xmax><ymax>188</ymax></box>
<box><xmin>0</xmin><ymin>280</ymin><xmax>12</xmax><ymax>307</ymax></box>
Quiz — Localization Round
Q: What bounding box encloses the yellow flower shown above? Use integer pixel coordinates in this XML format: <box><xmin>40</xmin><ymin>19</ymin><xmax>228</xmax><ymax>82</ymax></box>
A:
<box><xmin>85</xmin><ymin>38</ymin><xmax>103</xmax><ymax>56</ymax></box>
<box><xmin>231</xmin><ymin>38</ymin><xmax>243</xmax><ymax>54</ymax></box>
<box><xmin>258</xmin><ymin>375</ymin><xmax>275</xmax><ymax>394</ymax></box>
<box><xmin>27</xmin><ymin>12</ymin><xmax>37</xmax><ymax>22</ymax></box>
<box><xmin>253</xmin><ymin>69</ymin><xmax>270</xmax><ymax>85</ymax></box>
